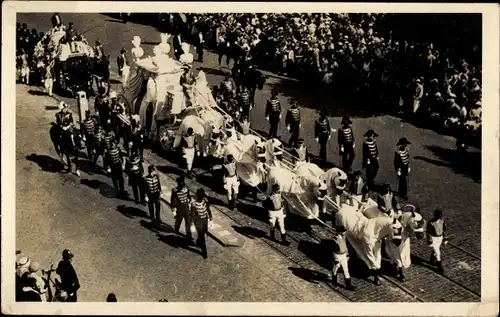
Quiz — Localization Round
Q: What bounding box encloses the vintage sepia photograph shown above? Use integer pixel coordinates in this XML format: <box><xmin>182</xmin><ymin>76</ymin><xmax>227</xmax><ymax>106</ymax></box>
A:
<box><xmin>2</xmin><ymin>1</ymin><xmax>499</xmax><ymax>316</ymax></box>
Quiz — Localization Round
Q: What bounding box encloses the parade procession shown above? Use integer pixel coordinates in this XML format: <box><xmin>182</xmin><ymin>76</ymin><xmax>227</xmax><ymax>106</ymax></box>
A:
<box><xmin>12</xmin><ymin>11</ymin><xmax>486</xmax><ymax>304</ymax></box>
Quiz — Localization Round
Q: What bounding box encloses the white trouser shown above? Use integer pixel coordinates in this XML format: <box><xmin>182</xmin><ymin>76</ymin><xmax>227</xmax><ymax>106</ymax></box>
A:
<box><xmin>224</xmin><ymin>175</ymin><xmax>239</xmax><ymax>200</ymax></box>
<box><xmin>413</xmin><ymin>98</ymin><xmax>421</xmax><ymax>114</ymax></box>
<box><xmin>269</xmin><ymin>208</ymin><xmax>286</xmax><ymax>234</ymax></box>
<box><xmin>333</xmin><ymin>253</ymin><xmax>350</xmax><ymax>279</ymax></box>
<box><xmin>183</xmin><ymin>147</ymin><xmax>195</xmax><ymax>171</ymax></box>
<box><xmin>45</xmin><ymin>78</ymin><xmax>53</xmax><ymax>96</ymax></box>
<box><xmin>429</xmin><ymin>235</ymin><xmax>443</xmax><ymax>261</ymax></box>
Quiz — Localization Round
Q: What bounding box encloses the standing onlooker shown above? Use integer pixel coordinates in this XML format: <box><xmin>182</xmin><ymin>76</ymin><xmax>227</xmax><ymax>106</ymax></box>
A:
<box><xmin>56</xmin><ymin>249</ymin><xmax>80</xmax><ymax>302</ymax></box>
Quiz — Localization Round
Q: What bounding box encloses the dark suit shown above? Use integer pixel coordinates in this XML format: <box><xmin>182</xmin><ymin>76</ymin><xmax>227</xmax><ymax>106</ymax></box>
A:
<box><xmin>172</xmin><ymin>35</ymin><xmax>183</xmax><ymax>60</ymax></box>
<box><xmin>195</xmin><ymin>32</ymin><xmax>204</xmax><ymax>62</ymax></box>
<box><xmin>116</xmin><ymin>54</ymin><xmax>128</xmax><ymax>76</ymax></box>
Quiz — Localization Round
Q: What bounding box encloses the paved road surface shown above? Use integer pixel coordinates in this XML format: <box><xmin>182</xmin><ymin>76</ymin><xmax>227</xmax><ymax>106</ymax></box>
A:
<box><xmin>16</xmin><ymin>13</ymin><xmax>481</xmax><ymax>302</ymax></box>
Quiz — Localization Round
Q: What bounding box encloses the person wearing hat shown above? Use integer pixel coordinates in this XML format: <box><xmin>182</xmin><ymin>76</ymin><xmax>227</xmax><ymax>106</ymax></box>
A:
<box><xmin>128</xmin><ymin>115</ymin><xmax>144</xmax><ymax>160</ymax></box>
<box><xmin>332</xmin><ymin>225</ymin><xmax>355</xmax><ymax>290</ymax></box>
<box><xmin>51</xmin><ymin>12</ymin><xmax>62</xmax><ymax>28</ymax></box>
<box><xmin>285</xmin><ymin>99</ymin><xmax>302</xmax><ymax>147</ymax></box>
<box><xmin>413</xmin><ymin>77</ymin><xmax>424</xmax><ymax>116</ymax></box>
<box><xmin>126</xmin><ymin>147</ymin><xmax>145</xmax><ymax>205</ymax></box>
<box><xmin>315</xmin><ymin>110</ymin><xmax>332</xmax><ymax>162</ymax></box>
<box><xmin>117</xmin><ymin>47</ymin><xmax>129</xmax><ymax>77</ymax></box>
<box><xmin>56</xmin><ymin>249</ymin><xmax>80</xmax><ymax>302</ymax></box>
<box><xmin>27</xmin><ymin>261</ymin><xmax>49</xmax><ymax>302</ymax></box>
<box><xmin>426</xmin><ymin>209</ymin><xmax>448</xmax><ymax>274</ymax></box>
<box><xmin>348</xmin><ymin>170</ymin><xmax>369</xmax><ymax>210</ymax></box>
<box><xmin>43</xmin><ymin>57</ymin><xmax>55</xmax><ymax>97</ymax></box>
<box><xmin>95</xmin><ymin>86</ymin><xmax>110</xmax><ymax>127</ymax></box>
<box><xmin>190</xmin><ymin>188</ymin><xmax>213</xmax><ymax>259</ymax></box>
<box><xmin>362</xmin><ymin>129</ymin><xmax>379</xmax><ymax>186</ymax></box>
<box><xmin>265</xmin><ymin>89</ymin><xmax>282</xmax><ymax>139</ymax></box>
<box><xmin>223</xmin><ymin>154</ymin><xmax>240</xmax><ymax>210</ymax></box>
<box><xmin>145</xmin><ymin>164</ymin><xmax>162</xmax><ymax>224</ymax></box>
<box><xmin>82</xmin><ymin>110</ymin><xmax>98</xmax><ymax>163</ymax></box>
<box><xmin>377</xmin><ymin>183</ymin><xmax>400</xmax><ymax>217</ymax></box>
<box><xmin>171</xmin><ymin>176</ymin><xmax>192</xmax><ymax>240</ymax></box>
<box><xmin>338</xmin><ymin>115</ymin><xmax>355</xmax><ymax>172</ymax></box>
<box><xmin>102</xmin><ymin>126</ymin><xmax>116</xmax><ymax>172</ymax></box>
<box><xmin>66</xmin><ymin>22</ymin><xmax>77</xmax><ymax>53</ymax></box>
<box><xmin>264</xmin><ymin>184</ymin><xmax>290</xmax><ymax>246</ymax></box>
<box><xmin>394</xmin><ymin>137</ymin><xmax>411</xmax><ymax>199</ymax></box>
<box><xmin>237</xmin><ymin>84</ymin><xmax>253</xmax><ymax>119</ymax></box>
<box><xmin>108</xmin><ymin>140</ymin><xmax>126</xmax><ymax>197</ymax></box>
<box><xmin>181</xmin><ymin>127</ymin><xmax>198</xmax><ymax>179</ymax></box>
<box><xmin>291</xmin><ymin>138</ymin><xmax>309</xmax><ymax>167</ymax></box>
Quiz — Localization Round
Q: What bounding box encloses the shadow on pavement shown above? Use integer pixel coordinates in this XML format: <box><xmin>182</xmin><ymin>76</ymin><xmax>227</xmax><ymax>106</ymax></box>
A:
<box><xmin>288</xmin><ymin>267</ymin><xmax>329</xmax><ymax>285</ymax></box>
<box><xmin>419</xmin><ymin>145</ymin><xmax>481</xmax><ymax>182</ymax></box>
<box><xmin>156</xmin><ymin>233</ymin><xmax>202</xmax><ymax>255</ymax></box>
<box><xmin>234</xmin><ymin>200</ymin><xmax>268</xmax><ymax>224</ymax></box>
<box><xmin>231</xmin><ymin>225</ymin><xmax>267</xmax><ymax>240</ymax></box>
<box><xmin>45</xmin><ymin>105</ymin><xmax>60</xmax><ymax>111</ymax></box>
<box><xmin>197</xmin><ymin>66</ymin><xmax>228</xmax><ymax>77</ymax></box>
<box><xmin>80</xmin><ymin>178</ymin><xmax>118</xmax><ymax>199</ymax></box>
<box><xmin>297</xmin><ymin>239</ymin><xmax>333</xmax><ymax>271</ymax></box>
<box><xmin>196</xmin><ymin>172</ymin><xmax>226</xmax><ymax>196</ymax></box>
<box><xmin>28</xmin><ymin>89</ymin><xmax>47</xmax><ymax>96</ymax></box>
<box><xmin>26</xmin><ymin>154</ymin><xmax>64</xmax><ymax>173</ymax></box>
<box><xmin>139</xmin><ymin>219</ymin><xmax>174</xmax><ymax>234</ymax></box>
<box><xmin>156</xmin><ymin>165</ymin><xmax>185</xmax><ymax>177</ymax></box>
<box><xmin>116</xmin><ymin>204</ymin><xmax>149</xmax><ymax>219</ymax></box>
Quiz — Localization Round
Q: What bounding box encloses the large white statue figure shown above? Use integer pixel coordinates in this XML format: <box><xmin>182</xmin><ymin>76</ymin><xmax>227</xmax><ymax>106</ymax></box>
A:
<box><xmin>131</xmin><ymin>36</ymin><xmax>144</xmax><ymax>62</ymax></box>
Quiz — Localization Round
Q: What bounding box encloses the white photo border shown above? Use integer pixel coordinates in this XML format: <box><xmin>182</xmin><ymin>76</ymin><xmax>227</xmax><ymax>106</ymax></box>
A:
<box><xmin>2</xmin><ymin>1</ymin><xmax>499</xmax><ymax>316</ymax></box>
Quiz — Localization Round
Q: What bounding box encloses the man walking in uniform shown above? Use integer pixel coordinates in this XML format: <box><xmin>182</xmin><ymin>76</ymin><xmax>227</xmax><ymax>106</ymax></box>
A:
<box><xmin>265</xmin><ymin>89</ymin><xmax>282</xmax><ymax>139</ymax></box>
<box><xmin>332</xmin><ymin>225</ymin><xmax>355</xmax><ymax>290</ymax></box>
<box><xmin>237</xmin><ymin>84</ymin><xmax>253</xmax><ymax>119</ymax></box>
<box><xmin>338</xmin><ymin>115</ymin><xmax>355</xmax><ymax>172</ymax></box>
<box><xmin>56</xmin><ymin>250</ymin><xmax>80</xmax><ymax>302</ymax></box>
<box><xmin>394</xmin><ymin>137</ymin><xmax>411</xmax><ymax>200</ymax></box>
<box><xmin>362</xmin><ymin>129</ymin><xmax>379</xmax><ymax>187</ymax></box>
<box><xmin>181</xmin><ymin>127</ymin><xmax>198</xmax><ymax>179</ymax></box>
<box><xmin>265</xmin><ymin>184</ymin><xmax>290</xmax><ymax>246</ymax></box>
<box><xmin>315</xmin><ymin>110</ymin><xmax>331</xmax><ymax>162</ymax></box>
<box><xmin>103</xmin><ymin>127</ymin><xmax>116</xmax><ymax>173</ymax></box>
<box><xmin>82</xmin><ymin>110</ymin><xmax>97</xmax><ymax>163</ymax></box>
<box><xmin>426</xmin><ymin>209</ymin><xmax>448</xmax><ymax>274</ymax></box>
<box><xmin>126</xmin><ymin>148</ymin><xmax>145</xmax><ymax>205</ymax></box>
<box><xmin>223</xmin><ymin>154</ymin><xmax>240</xmax><ymax>210</ymax></box>
<box><xmin>171</xmin><ymin>176</ymin><xmax>192</xmax><ymax>241</ymax></box>
<box><xmin>145</xmin><ymin>165</ymin><xmax>162</xmax><ymax>225</ymax></box>
<box><xmin>191</xmin><ymin>188</ymin><xmax>213</xmax><ymax>259</ymax></box>
<box><xmin>285</xmin><ymin>99</ymin><xmax>301</xmax><ymax>147</ymax></box>
<box><xmin>291</xmin><ymin>138</ymin><xmax>309</xmax><ymax>167</ymax></box>
<box><xmin>108</xmin><ymin>141</ymin><xmax>126</xmax><ymax>197</ymax></box>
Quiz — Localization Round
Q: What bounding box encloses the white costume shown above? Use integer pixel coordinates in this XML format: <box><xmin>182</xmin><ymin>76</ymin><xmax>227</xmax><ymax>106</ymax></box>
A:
<box><xmin>179</xmin><ymin>42</ymin><xmax>194</xmax><ymax>67</ymax></box>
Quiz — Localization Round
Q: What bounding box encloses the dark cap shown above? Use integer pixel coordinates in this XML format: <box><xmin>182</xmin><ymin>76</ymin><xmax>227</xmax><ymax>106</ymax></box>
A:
<box><xmin>148</xmin><ymin>164</ymin><xmax>156</xmax><ymax>173</ymax></box>
<box><xmin>227</xmin><ymin>154</ymin><xmax>234</xmax><ymax>161</ymax></box>
<box><xmin>353</xmin><ymin>170</ymin><xmax>362</xmax><ymax>177</ymax></box>
<box><xmin>176</xmin><ymin>176</ymin><xmax>185</xmax><ymax>186</ymax></box>
<box><xmin>434</xmin><ymin>209</ymin><xmax>443</xmax><ymax>218</ymax></box>
<box><xmin>106</xmin><ymin>293</ymin><xmax>117</xmax><ymax>302</ymax></box>
<box><xmin>297</xmin><ymin>138</ymin><xmax>305</xmax><ymax>144</ymax></box>
<box><xmin>62</xmin><ymin>249</ymin><xmax>73</xmax><ymax>260</ymax></box>
<box><xmin>364</xmin><ymin>129</ymin><xmax>378</xmax><ymax>137</ymax></box>
<box><xmin>337</xmin><ymin>225</ymin><xmax>347</xmax><ymax>233</ymax></box>
<box><xmin>397</xmin><ymin>137</ymin><xmax>411</xmax><ymax>146</ymax></box>
<box><xmin>196</xmin><ymin>188</ymin><xmax>206</xmax><ymax>198</ymax></box>
<box><xmin>341</xmin><ymin>115</ymin><xmax>352</xmax><ymax>125</ymax></box>
<box><xmin>272</xmin><ymin>183</ymin><xmax>280</xmax><ymax>191</ymax></box>
<box><xmin>271</xmin><ymin>89</ymin><xmax>278</xmax><ymax>96</ymax></box>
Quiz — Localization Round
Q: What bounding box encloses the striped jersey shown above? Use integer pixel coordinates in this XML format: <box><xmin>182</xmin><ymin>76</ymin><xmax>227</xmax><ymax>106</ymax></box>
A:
<box><xmin>338</xmin><ymin>126</ymin><xmax>354</xmax><ymax>144</ymax></box>
<box><xmin>286</xmin><ymin>107</ymin><xmax>301</xmax><ymax>125</ymax></box>
<box><xmin>363</xmin><ymin>139</ymin><xmax>379</xmax><ymax>159</ymax></box>
<box><xmin>104</xmin><ymin>133</ymin><xmax>114</xmax><ymax>150</ymax></box>
<box><xmin>223</xmin><ymin>80</ymin><xmax>233</xmax><ymax>92</ymax></box>
<box><xmin>172</xmin><ymin>186</ymin><xmax>190</xmax><ymax>206</ymax></box>
<box><xmin>394</xmin><ymin>147</ymin><xmax>410</xmax><ymax>168</ymax></box>
<box><xmin>192</xmin><ymin>198</ymin><xmax>210</xmax><ymax>219</ymax></box>
<box><xmin>239</xmin><ymin>90</ymin><xmax>250</xmax><ymax>106</ymax></box>
<box><xmin>128</xmin><ymin>155</ymin><xmax>143</xmax><ymax>176</ymax></box>
<box><xmin>315</xmin><ymin>118</ymin><xmax>330</xmax><ymax>137</ymax></box>
<box><xmin>83</xmin><ymin>118</ymin><xmax>96</xmax><ymax>135</ymax></box>
<box><xmin>266</xmin><ymin>98</ymin><xmax>280</xmax><ymax>114</ymax></box>
<box><xmin>108</xmin><ymin>146</ymin><xmax>121</xmax><ymax>165</ymax></box>
<box><xmin>145</xmin><ymin>174</ymin><xmax>161</xmax><ymax>195</ymax></box>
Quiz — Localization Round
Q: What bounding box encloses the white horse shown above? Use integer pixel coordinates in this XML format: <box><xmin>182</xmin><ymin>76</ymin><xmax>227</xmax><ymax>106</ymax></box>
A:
<box><xmin>336</xmin><ymin>202</ymin><xmax>403</xmax><ymax>285</ymax></box>
<box><xmin>363</xmin><ymin>203</ymin><xmax>426</xmax><ymax>281</ymax></box>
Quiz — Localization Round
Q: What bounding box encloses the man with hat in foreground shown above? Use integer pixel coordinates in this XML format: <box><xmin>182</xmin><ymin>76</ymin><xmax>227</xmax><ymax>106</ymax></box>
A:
<box><xmin>332</xmin><ymin>225</ymin><xmax>355</xmax><ymax>290</ymax></box>
<box><xmin>223</xmin><ymin>154</ymin><xmax>240</xmax><ymax>210</ymax></box>
<box><xmin>264</xmin><ymin>184</ymin><xmax>290</xmax><ymax>246</ymax></box>
<box><xmin>181</xmin><ymin>127</ymin><xmax>198</xmax><ymax>179</ymax></box>
<box><xmin>338</xmin><ymin>115</ymin><xmax>355</xmax><ymax>172</ymax></box>
<box><xmin>315</xmin><ymin>110</ymin><xmax>332</xmax><ymax>162</ymax></box>
<box><xmin>265</xmin><ymin>89</ymin><xmax>282</xmax><ymax>139</ymax></box>
<box><xmin>426</xmin><ymin>209</ymin><xmax>448</xmax><ymax>274</ymax></box>
<box><xmin>362</xmin><ymin>129</ymin><xmax>379</xmax><ymax>187</ymax></box>
<box><xmin>56</xmin><ymin>249</ymin><xmax>80</xmax><ymax>302</ymax></box>
<box><xmin>285</xmin><ymin>98</ymin><xmax>302</xmax><ymax>148</ymax></box>
<box><xmin>145</xmin><ymin>164</ymin><xmax>162</xmax><ymax>225</ymax></box>
<box><xmin>171</xmin><ymin>176</ymin><xmax>193</xmax><ymax>241</ymax></box>
<box><xmin>394</xmin><ymin>137</ymin><xmax>411</xmax><ymax>199</ymax></box>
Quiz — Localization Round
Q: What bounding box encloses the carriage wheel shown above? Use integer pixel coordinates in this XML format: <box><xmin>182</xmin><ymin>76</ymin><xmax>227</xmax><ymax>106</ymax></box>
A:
<box><xmin>158</xmin><ymin>124</ymin><xmax>172</xmax><ymax>151</ymax></box>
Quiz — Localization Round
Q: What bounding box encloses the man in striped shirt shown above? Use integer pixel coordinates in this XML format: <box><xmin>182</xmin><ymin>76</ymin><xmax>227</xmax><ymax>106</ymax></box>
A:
<box><xmin>82</xmin><ymin>110</ymin><xmax>97</xmax><ymax>164</ymax></box>
<box><xmin>394</xmin><ymin>137</ymin><xmax>411</xmax><ymax>200</ymax></box>
<box><xmin>362</xmin><ymin>129</ymin><xmax>379</xmax><ymax>187</ymax></box>
<box><xmin>145</xmin><ymin>165</ymin><xmax>162</xmax><ymax>224</ymax></box>
<box><xmin>285</xmin><ymin>99</ymin><xmax>301</xmax><ymax>147</ymax></box>
<box><xmin>108</xmin><ymin>141</ymin><xmax>126</xmax><ymax>197</ymax></box>
<box><xmin>190</xmin><ymin>188</ymin><xmax>213</xmax><ymax>259</ymax></box>
<box><xmin>171</xmin><ymin>176</ymin><xmax>192</xmax><ymax>241</ymax></box>
<box><xmin>265</xmin><ymin>89</ymin><xmax>282</xmax><ymax>139</ymax></box>
<box><xmin>103</xmin><ymin>128</ymin><xmax>116</xmax><ymax>173</ymax></box>
<box><xmin>237</xmin><ymin>84</ymin><xmax>252</xmax><ymax>118</ymax></box>
<box><xmin>126</xmin><ymin>148</ymin><xmax>145</xmax><ymax>205</ymax></box>
<box><xmin>315</xmin><ymin>110</ymin><xmax>331</xmax><ymax>162</ymax></box>
<box><xmin>337</xmin><ymin>116</ymin><xmax>355</xmax><ymax>172</ymax></box>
